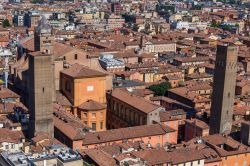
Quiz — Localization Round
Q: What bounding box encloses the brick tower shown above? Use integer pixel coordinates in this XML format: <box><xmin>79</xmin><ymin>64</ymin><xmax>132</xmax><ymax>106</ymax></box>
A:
<box><xmin>28</xmin><ymin>51</ymin><xmax>54</xmax><ymax>138</ymax></box>
<box><xmin>34</xmin><ymin>16</ymin><xmax>54</xmax><ymax>55</ymax></box>
<box><xmin>209</xmin><ymin>44</ymin><xmax>238</xmax><ymax>135</ymax></box>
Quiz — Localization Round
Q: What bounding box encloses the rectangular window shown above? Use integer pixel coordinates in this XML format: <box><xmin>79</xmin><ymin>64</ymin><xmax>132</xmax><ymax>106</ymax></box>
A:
<box><xmin>84</xmin><ymin>113</ymin><xmax>87</xmax><ymax>118</ymax></box>
<box><xmin>65</xmin><ymin>81</ymin><xmax>71</xmax><ymax>92</ymax></box>
<box><xmin>92</xmin><ymin>113</ymin><xmax>96</xmax><ymax>118</ymax></box>
<box><xmin>92</xmin><ymin>123</ymin><xmax>96</xmax><ymax>131</ymax></box>
<box><xmin>11</xmin><ymin>144</ymin><xmax>15</xmax><ymax>149</ymax></box>
<box><xmin>5</xmin><ymin>145</ymin><xmax>8</xmax><ymax>149</ymax></box>
<box><xmin>75</xmin><ymin>54</ymin><xmax>78</xmax><ymax>60</ymax></box>
<box><xmin>43</xmin><ymin>40</ymin><xmax>51</xmax><ymax>44</ymax></box>
<box><xmin>100</xmin><ymin>122</ymin><xmax>103</xmax><ymax>129</ymax></box>
<box><xmin>87</xmin><ymin>85</ymin><xmax>94</xmax><ymax>92</ymax></box>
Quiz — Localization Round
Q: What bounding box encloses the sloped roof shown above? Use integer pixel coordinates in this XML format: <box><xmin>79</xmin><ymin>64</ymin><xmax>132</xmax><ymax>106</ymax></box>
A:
<box><xmin>0</xmin><ymin>88</ymin><xmax>20</xmax><ymax>99</ymax></box>
<box><xmin>108</xmin><ymin>88</ymin><xmax>160</xmax><ymax>113</ymax></box>
<box><xmin>82</xmin><ymin>124</ymin><xmax>175</xmax><ymax>145</ymax></box>
<box><xmin>78</xmin><ymin>100</ymin><xmax>106</xmax><ymax>111</ymax></box>
<box><xmin>61</xmin><ymin>63</ymin><xmax>107</xmax><ymax>78</ymax></box>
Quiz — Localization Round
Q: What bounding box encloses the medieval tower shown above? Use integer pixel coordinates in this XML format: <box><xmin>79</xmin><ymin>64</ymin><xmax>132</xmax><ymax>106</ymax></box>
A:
<box><xmin>209</xmin><ymin>44</ymin><xmax>238</xmax><ymax>134</ymax></box>
<box><xmin>29</xmin><ymin>17</ymin><xmax>54</xmax><ymax>138</ymax></box>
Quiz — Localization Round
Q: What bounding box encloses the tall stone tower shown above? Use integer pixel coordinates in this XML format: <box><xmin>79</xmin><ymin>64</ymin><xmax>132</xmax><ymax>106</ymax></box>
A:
<box><xmin>28</xmin><ymin>51</ymin><xmax>54</xmax><ymax>138</ymax></box>
<box><xmin>34</xmin><ymin>16</ymin><xmax>54</xmax><ymax>55</ymax></box>
<box><xmin>209</xmin><ymin>44</ymin><xmax>238</xmax><ymax>135</ymax></box>
<box><xmin>34</xmin><ymin>16</ymin><xmax>57</xmax><ymax>98</ymax></box>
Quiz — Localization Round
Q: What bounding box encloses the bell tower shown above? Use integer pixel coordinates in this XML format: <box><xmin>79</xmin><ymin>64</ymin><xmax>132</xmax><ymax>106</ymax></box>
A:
<box><xmin>34</xmin><ymin>16</ymin><xmax>54</xmax><ymax>55</ymax></box>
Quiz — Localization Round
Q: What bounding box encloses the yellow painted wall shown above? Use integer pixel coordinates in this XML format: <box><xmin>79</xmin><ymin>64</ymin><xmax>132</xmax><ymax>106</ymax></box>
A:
<box><xmin>74</xmin><ymin>77</ymin><xmax>106</xmax><ymax>106</ymax></box>
<box><xmin>221</xmin><ymin>153</ymin><xmax>250</xmax><ymax>166</ymax></box>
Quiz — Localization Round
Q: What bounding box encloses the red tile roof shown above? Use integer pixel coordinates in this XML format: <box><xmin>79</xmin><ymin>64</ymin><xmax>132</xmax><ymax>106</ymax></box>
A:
<box><xmin>82</xmin><ymin>124</ymin><xmax>175</xmax><ymax>145</ymax></box>
<box><xmin>108</xmin><ymin>88</ymin><xmax>161</xmax><ymax>113</ymax></box>
<box><xmin>61</xmin><ymin>63</ymin><xmax>107</xmax><ymax>78</ymax></box>
<box><xmin>0</xmin><ymin>88</ymin><xmax>20</xmax><ymax>99</ymax></box>
<box><xmin>78</xmin><ymin>99</ymin><xmax>106</xmax><ymax>111</ymax></box>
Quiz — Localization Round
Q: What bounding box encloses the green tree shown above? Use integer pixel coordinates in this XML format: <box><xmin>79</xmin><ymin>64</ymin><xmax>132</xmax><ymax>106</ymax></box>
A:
<box><xmin>132</xmin><ymin>24</ymin><xmax>139</xmax><ymax>31</ymax></box>
<box><xmin>2</xmin><ymin>19</ymin><xmax>10</xmax><ymax>28</ymax></box>
<box><xmin>211</xmin><ymin>22</ymin><xmax>221</xmax><ymax>28</ymax></box>
<box><xmin>32</xmin><ymin>0</ymin><xmax>44</xmax><ymax>4</ymax></box>
<box><xmin>190</xmin><ymin>5</ymin><xmax>202</xmax><ymax>10</ymax></box>
<box><xmin>148</xmin><ymin>82</ymin><xmax>172</xmax><ymax>96</ymax></box>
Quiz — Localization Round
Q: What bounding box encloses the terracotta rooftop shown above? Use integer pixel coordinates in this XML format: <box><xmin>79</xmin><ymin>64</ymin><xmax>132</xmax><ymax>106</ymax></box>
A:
<box><xmin>233</xmin><ymin>105</ymin><xmax>250</xmax><ymax>116</ymax></box>
<box><xmin>61</xmin><ymin>63</ymin><xmax>107</xmax><ymax>78</ymax></box>
<box><xmin>160</xmin><ymin>109</ymin><xmax>186</xmax><ymax>122</ymax></box>
<box><xmin>78</xmin><ymin>100</ymin><xmax>106</xmax><ymax>111</ymax></box>
<box><xmin>114</xmin><ymin>70</ymin><xmax>139</xmax><ymax>77</ymax></box>
<box><xmin>20</xmin><ymin>36</ymin><xmax>35</xmax><ymax>51</ymax></box>
<box><xmin>0</xmin><ymin>88</ymin><xmax>20</xmax><ymax>99</ymax></box>
<box><xmin>0</xmin><ymin>128</ymin><xmax>25</xmax><ymax>144</ymax></box>
<box><xmin>174</xmin><ymin>56</ymin><xmax>210</xmax><ymax>63</ymax></box>
<box><xmin>203</xmin><ymin>134</ymin><xmax>250</xmax><ymax>157</ymax></box>
<box><xmin>185</xmin><ymin>81</ymin><xmax>212</xmax><ymax>91</ymax></box>
<box><xmin>129</xmin><ymin>88</ymin><xmax>154</xmax><ymax>98</ymax></box>
<box><xmin>114</xmin><ymin>49</ymin><xmax>138</xmax><ymax>58</ymax></box>
<box><xmin>198</xmin><ymin>63</ymin><xmax>215</xmax><ymax>69</ymax></box>
<box><xmin>187</xmin><ymin>73</ymin><xmax>213</xmax><ymax>79</ymax></box>
<box><xmin>108</xmin><ymin>88</ymin><xmax>161</xmax><ymax>114</ymax></box>
<box><xmin>168</xmin><ymin>87</ymin><xmax>210</xmax><ymax>103</ymax></box>
<box><xmin>55</xmin><ymin>91</ymin><xmax>72</xmax><ymax>106</ymax></box>
<box><xmin>20</xmin><ymin>36</ymin><xmax>86</xmax><ymax>58</ymax></box>
<box><xmin>84</xmin><ymin>149</ymin><xmax>117</xmax><ymax>166</ymax></box>
<box><xmin>0</xmin><ymin>102</ymin><xmax>28</xmax><ymax>115</ymax></box>
<box><xmin>29</xmin><ymin>51</ymin><xmax>51</xmax><ymax>57</ymax></box>
<box><xmin>182</xmin><ymin>139</ymin><xmax>222</xmax><ymax>163</ymax></box>
<box><xmin>82</xmin><ymin>124</ymin><xmax>175</xmax><ymax>146</ymax></box>
<box><xmin>150</xmin><ymin>96</ymin><xmax>192</xmax><ymax>109</ymax></box>
<box><xmin>131</xmin><ymin>147</ymin><xmax>206</xmax><ymax>165</ymax></box>
<box><xmin>32</xmin><ymin>132</ymin><xmax>52</xmax><ymax>144</ymax></box>
<box><xmin>53</xmin><ymin>103</ymin><xmax>90</xmax><ymax>140</ymax></box>
<box><xmin>125</xmin><ymin>62</ymin><xmax>160</xmax><ymax>70</ymax></box>
<box><xmin>185</xmin><ymin>119</ymin><xmax>209</xmax><ymax>130</ymax></box>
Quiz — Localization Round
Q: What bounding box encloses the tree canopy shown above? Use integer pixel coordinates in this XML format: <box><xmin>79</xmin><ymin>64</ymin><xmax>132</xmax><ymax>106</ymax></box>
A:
<box><xmin>2</xmin><ymin>19</ymin><xmax>10</xmax><ymax>28</ymax></box>
<box><xmin>210</xmin><ymin>22</ymin><xmax>221</xmax><ymax>28</ymax></box>
<box><xmin>148</xmin><ymin>81</ymin><xmax>172</xmax><ymax>96</ymax></box>
<box><xmin>32</xmin><ymin>0</ymin><xmax>44</xmax><ymax>4</ymax></box>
